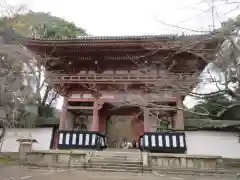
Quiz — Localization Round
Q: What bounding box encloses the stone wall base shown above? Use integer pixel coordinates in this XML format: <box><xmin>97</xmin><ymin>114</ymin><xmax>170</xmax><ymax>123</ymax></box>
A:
<box><xmin>150</xmin><ymin>153</ymin><xmax>223</xmax><ymax>170</ymax></box>
<box><xmin>25</xmin><ymin>150</ymin><xmax>87</xmax><ymax>167</ymax></box>
<box><xmin>24</xmin><ymin>150</ymin><xmax>223</xmax><ymax>172</ymax></box>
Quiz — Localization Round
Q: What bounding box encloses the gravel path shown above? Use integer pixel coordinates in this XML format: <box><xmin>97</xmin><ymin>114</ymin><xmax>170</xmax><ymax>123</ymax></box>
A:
<box><xmin>0</xmin><ymin>166</ymin><xmax>239</xmax><ymax>180</ymax></box>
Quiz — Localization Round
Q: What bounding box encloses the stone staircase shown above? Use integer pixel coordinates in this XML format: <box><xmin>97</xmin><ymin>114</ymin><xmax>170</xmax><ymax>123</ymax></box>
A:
<box><xmin>85</xmin><ymin>150</ymin><xmax>143</xmax><ymax>172</ymax></box>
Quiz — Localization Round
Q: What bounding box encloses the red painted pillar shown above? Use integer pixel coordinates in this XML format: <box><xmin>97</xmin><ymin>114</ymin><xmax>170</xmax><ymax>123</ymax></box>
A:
<box><xmin>59</xmin><ymin>97</ymin><xmax>68</xmax><ymax>130</ymax></box>
<box><xmin>174</xmin><ymin>96</ymin><xmax>184</xmax><ymax>130</ymax></box>
<box><xmin>144</xmin><ymin>108</ymin><xmax>150</xmax><ymax>132</ymax></box>
<box><xmin>131</xmin><ymin>114</ymin><xmax>144</xmax><ymax>140</ymax></box>
<box><xmin>91</xmin><ymin>100</ymin><xmax>99</xmax><ymax>131</ymax></box>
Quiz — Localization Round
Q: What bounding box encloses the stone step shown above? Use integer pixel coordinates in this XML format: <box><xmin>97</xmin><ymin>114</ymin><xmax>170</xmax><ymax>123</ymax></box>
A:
<box><xmin>89</xmin><ymin>159</ymin><xmax>142</xmax><ymax>164</ymax></box>
<box><xmin>85</xmin><ymin>167</ymin><xmax>142</xmax><ymax>173</ymax></box>
<box><xmin>94</xmin><ymin>152</ymin><xmax>141</xmax><ymax>156</ymax></box>
<box><xmin>92</xmin><ymin>156</ymin><xmax>140</xmax><ymax>159</ymax></box>
<box><xmin>93</xmin><ymin>158</ymin><xmax>140</xmax><ymax>160</ymax></box>
<box><xmin>91</xmin><ymin>157</ymin><xmax>141</xmax><ymax>161</ymax></box>
<box><xmin>88</xmin><ymin>162</ymin><xmax>142</xmax><ymax>167</ymax></box>
<box><xmin>93</xmin><ymin>154</ymin><xmax>141</xmax><ymax>157</ymax></box>
<box><xmin>87</xmin><ymin>163</ymin><xmax>142</xmax><ymax>168</ymax></box>
<box><xmin>94</xmin><ymin>154</ymin><xmax>141</xmax><ymax>157</ymax></box>
<box><xmin>86</xmin><ymin>167</ymin><xmax>142</xmax><ymax>171</ymax></box>
<box><xmin>85</xmin><ymin>164</ymin><xmax>143</xmax><ymax>171</ymax></box>
<box><xmin>92</xmin><ymin>157</ymin><xmax>140</xmax><ymax>159</ymax></box>
<box><xmin>97</xmin><ymin>149</ymin><xmax>140</xmax><ymax>152</ymax></box>
<box><xmin>94</xmin><ymin>153</ymin><xmax>140</xmax><ymax>155</ymax></box>
<box><xmin>89</xmin><ymin>160</ymin><xmax>142</xmax><ymax>164</ymax></box>
<box><xmin>93</xmin><ymin>153</ymin><xmax>141</xmax><ymax>157</ymax></box>
<box><xmin>89</xmin><ymin>158</ymin><xmax>142</xmax><ymax>163</ymax></box>
<box><xmin>104</xmin><ymin>148</ymin><xmax>140</xmax><ymax>151</ymax></box>
<box><xmin>94</xmin><ymin>153</ymin><xmax>141</xmax><ymax>156</ymax></box>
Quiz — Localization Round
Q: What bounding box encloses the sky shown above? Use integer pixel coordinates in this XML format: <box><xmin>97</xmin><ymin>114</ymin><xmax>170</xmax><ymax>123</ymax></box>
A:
<box><xmin>5</xmin><ymin>0</ymin><xmax>240</xmax><ymax>108</ymax></box>
<box><xmin>6</xmin><ymin>0</ymin><xmax>240</xmax><ymax>36</ymax></box>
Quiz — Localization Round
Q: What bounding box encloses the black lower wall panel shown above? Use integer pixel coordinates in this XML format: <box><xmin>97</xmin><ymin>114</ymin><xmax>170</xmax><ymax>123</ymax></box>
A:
<box><xmin>57</xmin><ymin>130</ymin><xmax>107</xmax><ymax>150</ymax></box>
<box><xmin>139</xmin><ymin>132</ymin><xmax>187</xmax><ymax>153</ymax></box>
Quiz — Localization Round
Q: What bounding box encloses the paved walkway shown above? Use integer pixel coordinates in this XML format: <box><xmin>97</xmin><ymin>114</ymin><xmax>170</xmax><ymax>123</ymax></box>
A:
<box><xmin>0</xmin><ymin>166</ymin><xmax>239</xmax><ymax>180</ymax></box>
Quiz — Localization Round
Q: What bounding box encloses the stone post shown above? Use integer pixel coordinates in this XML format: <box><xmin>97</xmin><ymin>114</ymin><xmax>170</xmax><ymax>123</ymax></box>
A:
<box><xmin>91</xmin><ymin>100</ymin><xmax>99</xmax><ymax>131</ymax></box>
<box><xmin>17</xmin><ymin>138</ymin><xmax>37</xmax><ymax>160</ymax></box>
<box><xmin>142</xmin><ymin>152</ymin><xmax>149</xmax><ymax>167</ymax></box>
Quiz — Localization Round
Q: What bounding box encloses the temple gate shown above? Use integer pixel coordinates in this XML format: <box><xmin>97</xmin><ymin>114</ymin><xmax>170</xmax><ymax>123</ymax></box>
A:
<box><xmin>21</xmin><ymin>35</ymin><xmax>219</xmax><ymax>152</ymax></box>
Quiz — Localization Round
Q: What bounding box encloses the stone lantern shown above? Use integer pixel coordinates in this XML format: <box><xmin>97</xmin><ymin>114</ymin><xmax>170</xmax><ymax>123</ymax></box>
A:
<box><xmin>16</xmin><ymin>138</ymin><xmax>37</xmax><ymax>160</ymax></box>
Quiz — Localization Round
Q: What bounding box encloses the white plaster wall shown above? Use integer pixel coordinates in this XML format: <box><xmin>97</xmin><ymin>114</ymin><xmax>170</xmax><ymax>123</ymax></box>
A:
<box><xmin>0</xmin><ymin>128</ymin><xmax>53</xmax><ymax>152</ymax></box>
<box><xmin>186</xmin><ymin>131</ymin><xmax>240</xmax><ymax>159</ymax></box>
<box><xmin>65</xmin><ymin>111</ymin><xmax>74</xmax><ymax>129</ymax></box>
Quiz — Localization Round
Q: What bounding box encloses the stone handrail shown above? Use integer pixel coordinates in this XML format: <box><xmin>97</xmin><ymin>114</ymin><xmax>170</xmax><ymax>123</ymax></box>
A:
<box><xmin>85</xmin><ymin>151</ymin><xmax>93</xmax><ymax>164</ymax></box>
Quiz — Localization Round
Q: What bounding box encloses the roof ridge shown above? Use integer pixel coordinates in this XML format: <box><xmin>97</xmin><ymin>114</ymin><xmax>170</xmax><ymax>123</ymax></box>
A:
<box><xmin>20</xmin><ymin>34</ymin><xmax>210</xmax><ymax>41</ymax></box>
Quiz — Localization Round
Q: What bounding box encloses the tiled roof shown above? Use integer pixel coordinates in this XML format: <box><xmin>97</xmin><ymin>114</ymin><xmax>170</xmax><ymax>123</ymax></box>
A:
<box><xmin>75</xmin><ymin>35</ymin><xmax>174</xmax><ymax>40</ymax></box>
<box><xmin>21</xmin><ymin>34</ymin><xmax>214</xmax><ymax>42</ymax></box>
<box><xmin>185</xmin><ymin>118</ymin><xmax>240</xmax><ymax>130</ymax></box>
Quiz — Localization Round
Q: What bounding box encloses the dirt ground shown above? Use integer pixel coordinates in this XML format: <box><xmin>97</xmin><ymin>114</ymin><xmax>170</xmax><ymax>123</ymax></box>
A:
<box><xmin>0</xmin><ymin>166</ymin><xmax>239</xmax><ymax>180</ymax></box>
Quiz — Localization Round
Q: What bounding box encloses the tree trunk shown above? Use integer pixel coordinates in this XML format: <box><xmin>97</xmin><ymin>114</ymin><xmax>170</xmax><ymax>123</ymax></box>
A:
<box><xmin>41</xmin><ymin>86</ymin><xmax>51</xmax><ymax>106</ymax></box>
<box><xmin>0</xmin><ymin>125</ymin><xmax>6</xmax><ymax>152</ymax></box>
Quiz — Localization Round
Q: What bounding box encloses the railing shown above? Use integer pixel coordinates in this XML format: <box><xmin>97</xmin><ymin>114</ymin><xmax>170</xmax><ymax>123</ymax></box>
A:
<box><xmin>139</xmin><ymin>132</ymin><xmax>187</xmax><ymax>153</ymax></box>
<box><xmin>58</xmin><ymin>130</ymin><xmax>107</xmax><ymax>150</ymax></box>
<box><xmin>49</xmin><ymin>74</ymin><xmax>197</xmax><ymax>84</ymax></box>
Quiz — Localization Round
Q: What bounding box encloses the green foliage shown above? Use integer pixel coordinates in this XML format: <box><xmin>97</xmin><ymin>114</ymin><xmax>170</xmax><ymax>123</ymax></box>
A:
<box><xmin>186</xmin><ymin>94</ymin><xmax>232</xmax><ymax>119</ymax></box>
<box><xmin>218</xmin><ymin>104</ymin><xmax>240</xmax><ymax>120</ymax></box>
<box><xmin>213</xmin><ymin>14</ymin><xmax>240</xmax><ymax>34</ymax></box>
<box><xmin>156</xmin><ymin>121</ymin><xmax>169</xmax><ymax>132</ymax></box>
<box><xmin>197</xmin><ymin>95</ymin><xmax>231</xmax><ymax>116</ymax></box>
<box><xmin>221</xmin><ymin>15</ymin><xmax>240</xmax><ymax>30</ymax></box>
<box><xmin>204</xmin><ymin>14</ymin><xmax>240</xmax><ymax>121</ymax></box>
<box><xmin>0</xmin><ymin>11</ymin><xmax>87</xmax><ymax>128</ymax></box>
<box><xmin>0</xmin><ymin>11</ymin><xmax>87</xmax><ymax>38</ymax></box>
<box><xmin>187</xmin><ymin>94</ymin><xmax>240</xmax><ymax>120</ymax></box>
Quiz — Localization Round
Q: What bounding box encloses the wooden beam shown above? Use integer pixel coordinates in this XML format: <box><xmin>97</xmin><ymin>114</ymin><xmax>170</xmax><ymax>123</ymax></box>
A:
<box><xmin>67</xmin><ymin>106</ymin><xmax>93</xmax><ymax>110</ymax></box>
<box><xmin>68</xmin><ymin>98</ymin><xmax>95</xmax><ymax>102</ymax></box>
<box><xmin>68</xmin><ymin>98</ymin><xmax>107</xmax><ymax>103</ymax></box>
<box><xmin>149</xmin><ymin>107</ymin><xmax>176</xmax><ymax>111</ymax></box>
